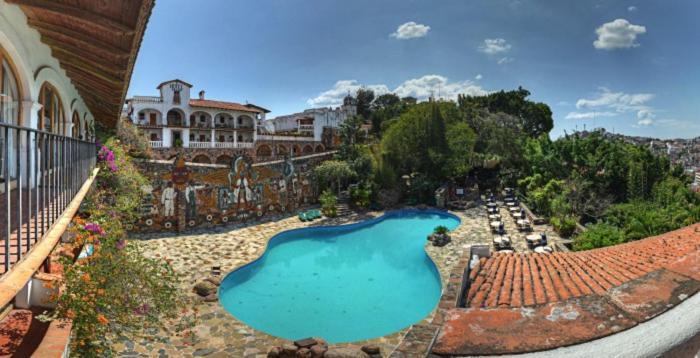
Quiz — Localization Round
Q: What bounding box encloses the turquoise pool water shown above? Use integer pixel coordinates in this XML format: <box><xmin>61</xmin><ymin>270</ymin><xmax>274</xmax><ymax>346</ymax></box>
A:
<box><xmin>219</xmin><ymin>210</ymin><xmax>460</xmax><ymax>343</ymax></box>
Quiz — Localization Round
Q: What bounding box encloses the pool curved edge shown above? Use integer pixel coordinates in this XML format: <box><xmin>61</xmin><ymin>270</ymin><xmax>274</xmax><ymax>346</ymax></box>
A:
<box><xmin>216</xmin><ymin>208</ymin><xmax>461</xmax><ymax>341</ymax></box>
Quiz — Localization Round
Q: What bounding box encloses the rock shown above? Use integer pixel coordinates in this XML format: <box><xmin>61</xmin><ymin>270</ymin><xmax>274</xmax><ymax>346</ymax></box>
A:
<box><xmin>267</xmin><ymin>346</ymin><xmax>281</xmax><ymax>358</ymax></box>
<box><xmin>309</xmin><ymin>345</ymin><xmax>327</xmax><ymax>358</ymax></box>
<box><xmin>194</xmin><ymin>280</ymin><xmax>217</xmax><ymax>297</ymax></box>
<box><xmin>192</xmin><ymin>348</ymin><xmax>215</xmax><ymax>356</ymax></box>
<box><xmin>313</xmin><ymin>337</ymin><xmax>327</xmax><ymax>348</ymax></box>
<box><xmin>280</xmin><ymin>343</ymin><xmax>298</xmax><ymax>358</ymax></box>
<box><xmin>361</xmin><ymin>345</ymin><xmax>380</xmax><ymax>355</ymax></box>
<box><xmin>204</xmin><ymin>276</ymin><xmax>221</xmax><ymax>286</ymax></box>
<box><xmin>294</xmin><ymin>337</ymin><xmax>317</xmax><ymax>348</ymax></box>
<box><xmin>324</xmin><ymin>347</ymin><xmax>369</xmax><ymax>358</ymax></box>
<box><xmin>202</xmin><ymin>293</ymin><xmax>218</xmax><ymax>302</ymax></box>
<box><xmin>296</xmin><ymin>347</ymin><xmax>312</xmax><ymax>357</ymax></box>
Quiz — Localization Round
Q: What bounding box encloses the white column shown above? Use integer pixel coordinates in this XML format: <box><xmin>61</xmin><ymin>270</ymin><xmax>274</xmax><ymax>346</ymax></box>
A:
<box><xmin>234</xmin><ymin>130</ymin><xmax>238</xmax><ymax>147</ymax></box>
<box><xmin>211</xmin><ymin>128</ymin><xmax>215</xmax><ymax>147</ymax></box>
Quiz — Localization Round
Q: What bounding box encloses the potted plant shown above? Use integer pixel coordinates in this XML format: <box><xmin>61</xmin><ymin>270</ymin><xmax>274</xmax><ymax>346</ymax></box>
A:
<box><xmin>428</xmin><ymin>225</ymin><xmax>452</xmax><ymax>247</ymax></box>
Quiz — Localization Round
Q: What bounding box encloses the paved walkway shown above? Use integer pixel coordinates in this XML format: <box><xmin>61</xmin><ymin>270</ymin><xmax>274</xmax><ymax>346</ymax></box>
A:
<box><xmin>113</xmin><ymin>206</ymin><xmax>493</xmax><ymax>357</ymax></box>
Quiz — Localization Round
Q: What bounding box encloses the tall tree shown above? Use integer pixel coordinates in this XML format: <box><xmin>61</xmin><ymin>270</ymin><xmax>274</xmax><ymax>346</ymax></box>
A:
<box><xmin>355</xmin><ymin>88</ymin><xmax>375</xmax><ymax>119</ymax></box>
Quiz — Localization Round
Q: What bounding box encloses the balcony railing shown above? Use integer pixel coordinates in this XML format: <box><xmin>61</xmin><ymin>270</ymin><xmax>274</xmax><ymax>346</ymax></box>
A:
<box><xmin>130</xmin><ymin>96</ymin><xmax>163</xmax><ymax>104</ymax></box>
<box><xmin>187</xmin><ymin>141</ymin><xmax>254</xmax><ymax>149</ymax></box>
<box><xmin>0</xmin><ymin>122</ymin><xmax>95</xmax><ymax>275</ymax></box>
<box><xmin>256</xmin><ymin>134</ymin><xmax>316</xmax><ymax>142</ymax></box>
<box><xmin>148</xmin><ymin>141</ymin><xmax>163</xmax><ymax>148</ymax></box>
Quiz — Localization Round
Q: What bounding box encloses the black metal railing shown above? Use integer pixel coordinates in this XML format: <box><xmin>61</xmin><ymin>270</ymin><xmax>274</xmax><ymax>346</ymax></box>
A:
<box><xmin>0</xmin><ymin>121</ymin><xmax>96</xmax><ymax>275</ymax></box>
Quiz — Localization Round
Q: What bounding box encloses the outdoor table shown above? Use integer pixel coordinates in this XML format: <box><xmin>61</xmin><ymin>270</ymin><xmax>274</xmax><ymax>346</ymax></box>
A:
<box><xmin>509</xmin><ymin>206</ymin><xmax>520</xmax><ymax>212</ymax></box>
<box><xmin>486</xmin><ymin>202</ymin><xmax>498</xmax><ymax>208</ymax></box>
<box><xmin>488</xmin><ymin>214</ymin><xmax>501</xmax><ymax>220</ymax></box>
<box><xmin>487</xmin><ymin>207</ymin><xmax>498</xmax><ymax>214</ymax></box>
<box><xmin>526</xmin><ymin>234</ymin><xmax>541</xmax><ymax>246</ymax></box>
<box><xmin>512</xmin><ymin>212</ymin><xmax>523</xmax><ymax>219</ymax></box>
<box><xmin>506</xmin><ymin>201</ymin><xmax>516</xmax><ymax>207</ymax></box>
<box><xmin>504</xmin><ymin>197</ymin><xmax>514</xmax><ymax>202</ymax></box>
<box><xmin>517</xmin><ymin>219</ymin><xmax>530</xmax><ymax>226</ymax></box>
<box><xmin>534</xmin><ymin>246</ymin><xmax>553</xmax><ymax>254</ymax></box>
<box><xmin>490</xmin><ymin>221</ymin><xmax>503</xmax><ymax>231</ymax></box>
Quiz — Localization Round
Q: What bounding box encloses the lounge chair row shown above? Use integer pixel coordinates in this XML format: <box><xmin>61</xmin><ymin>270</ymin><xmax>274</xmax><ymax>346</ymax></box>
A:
<box><xmin>299</xmin><ymin>209</ymin><xmax>322</xmax><ymax>221</ymax></box>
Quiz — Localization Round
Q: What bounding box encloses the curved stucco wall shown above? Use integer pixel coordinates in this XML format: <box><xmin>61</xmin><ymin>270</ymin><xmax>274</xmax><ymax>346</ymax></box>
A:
<box><xmin>0</xmin><ymin>0</ymin><xmax>93</xmax><ymax>135</ymax></box>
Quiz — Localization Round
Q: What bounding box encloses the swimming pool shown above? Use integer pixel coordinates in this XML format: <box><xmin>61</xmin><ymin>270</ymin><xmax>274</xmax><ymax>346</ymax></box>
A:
<box><xmin>218</xmin><ymin>210</ymin><xmax>460</xmax><ymax>343</ymax></box>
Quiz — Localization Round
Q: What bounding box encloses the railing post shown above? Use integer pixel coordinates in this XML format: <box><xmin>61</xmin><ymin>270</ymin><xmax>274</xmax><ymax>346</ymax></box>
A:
<box><xmin>4</xmin><ymin>126</ymin><xmax>11</xmax><ymax>272</ymax></box>
<box><xmin>16</xmin><ymin>127</ymin><xmax>22</xmax><ymax>262</ymax></box>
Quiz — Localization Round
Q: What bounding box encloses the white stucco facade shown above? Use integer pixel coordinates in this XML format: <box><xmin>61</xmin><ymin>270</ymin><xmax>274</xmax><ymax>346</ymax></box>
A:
<box><xmin>0</xmin><ymin>0</ymin><xmax>94</xmax><ymax>136</ymax></box>
<box><xmin>126</xmin><ymin>79</ymin><xmax>265</xmax><ymax>149</ymax></box>
<box><xmin>263</xmin><ymin>96</ymin><xmax>357</xmax><ymax>142</ymax></box>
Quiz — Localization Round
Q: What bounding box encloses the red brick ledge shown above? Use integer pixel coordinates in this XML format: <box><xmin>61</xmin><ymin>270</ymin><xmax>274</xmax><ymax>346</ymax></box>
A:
<box><xmin>431</xmin><ymin>223</ymin><xmax>700</xmax><ymax>356</ymax></box>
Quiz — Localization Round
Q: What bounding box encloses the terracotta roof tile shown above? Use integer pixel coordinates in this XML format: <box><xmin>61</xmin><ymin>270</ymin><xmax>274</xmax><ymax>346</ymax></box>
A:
<box><xmin>434</xmin><ymin>223</ymin><xmax>700</xmax><ymax>356</ymax></box>
<box><xmin>189</xmin><ymin>99</ymin><xmax>263</xmax><ymax>114</ymax></box>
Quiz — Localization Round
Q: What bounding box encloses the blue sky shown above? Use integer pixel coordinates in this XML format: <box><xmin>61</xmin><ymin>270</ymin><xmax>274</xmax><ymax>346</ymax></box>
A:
<box><xmin>127</xmin><ymin>0</ymin><xmax>700</xmax><ymax>139</ymax></box>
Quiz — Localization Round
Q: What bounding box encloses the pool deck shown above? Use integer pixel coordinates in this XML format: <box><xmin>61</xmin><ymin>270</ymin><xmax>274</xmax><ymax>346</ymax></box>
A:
<box><xmin>114</xmin><ymin>206</ymin><xmax>504</xmax><ymax>357</ymax></box>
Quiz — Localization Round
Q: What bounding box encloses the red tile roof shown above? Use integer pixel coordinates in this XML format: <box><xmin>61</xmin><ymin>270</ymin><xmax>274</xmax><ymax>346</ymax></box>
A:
<box><xmin>189</xmin><ymin>99</ymin><xmax>264</xmax><ymax>114</ymax></box>
<box><xmin>431</xmin><ymin>223</ymin><xmax>700</xmax><ymax>356</ymax></box>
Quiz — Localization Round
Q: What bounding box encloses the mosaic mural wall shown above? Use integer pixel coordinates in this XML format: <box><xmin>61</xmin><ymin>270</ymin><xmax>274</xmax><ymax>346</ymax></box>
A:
<box><xmin>134</xmin><ymin>153</ymin><xmax>331</xmax><ymax>232</ymax></box>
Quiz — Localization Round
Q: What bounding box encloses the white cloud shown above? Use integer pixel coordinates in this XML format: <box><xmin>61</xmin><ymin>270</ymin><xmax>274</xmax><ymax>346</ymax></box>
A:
<box><xmin>565</xmin><ymin>111</ymin><xmax>617</xmax><ymax>120</ymax></box>
<box><xmin>593</xmin><ymin>18</ymin><xmax>646</xmax><ymax>50</ymax></box>
<box><xmin>307</xmin><ymin>75</ymin><xmax>487</xmax><ymax>106</ymax></box>
<box><xmin>478</xmin><ymin>38</ymin><xmax>512</xmax><ymax>54</ymax></box>
<box><xmin>306</xmin><ymin>80</ymin><xmax>389</xmax><ymax>107</ymax></box>
<box><xmin>627</xmin><ymin>6</ymin><xmax>637</xmax><ymax>12</ymax></box>
<box><xmin>393</xmin><ymin>75</ymin><xmax>487</xmax><ymax>100</ymax></box>
<box><xmin>475</xmin><ymin>74</ymin><xmax>483</xmax><ymax>80</ymax></box>
<box><xmin>497</xmin><ymin>57</ymin><xmax>514</xmax><ymax>65</ymax></box>
<box><xmin>390</xmin><ymin>22</ymin><xmax>430</xmax><ymax>40</ymax></box>
<box><xmin>574</xmin><ymin>87</ymin><xmax>656</xmax><ymax>124</ymax></box>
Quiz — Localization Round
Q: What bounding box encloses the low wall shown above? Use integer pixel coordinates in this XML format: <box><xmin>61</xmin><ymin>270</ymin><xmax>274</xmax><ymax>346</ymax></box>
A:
<box><xmin>132</xmin><ymin>152</ymin><xmax>334</xmax><ymax>232</ymax></box>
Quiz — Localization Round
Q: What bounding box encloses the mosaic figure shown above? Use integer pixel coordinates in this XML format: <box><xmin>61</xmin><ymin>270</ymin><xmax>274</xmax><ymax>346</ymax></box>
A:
<box><xmin>185</xmin><ymin>180</ymin><xmax>206</xmax><ymax>220</ymax></box>
<box><xmin>161</xmin><ymin>181</ymin><xmax>177</xmax><ymax>217</ymax></box>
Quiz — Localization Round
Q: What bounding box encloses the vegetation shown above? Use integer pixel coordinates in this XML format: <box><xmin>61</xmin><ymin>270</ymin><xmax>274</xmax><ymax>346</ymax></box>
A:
<box><xmin>318</xmin><ymin>86</ymin><xmax>698</xmax><ymax>251</ymax></box>
<box><xmin>433</xmin><ymin>225</ymin><xmax>449</xmax><ymax>235</ymax></box>
<box><xmin>42</xmin><ymin>137</ymin><xmax>191</xmax><ymax>356</ymax></box>
<box><xmin>319</xmin><ymin>189</ymin><xmax>338</xmax><ymax>217</ymax></box>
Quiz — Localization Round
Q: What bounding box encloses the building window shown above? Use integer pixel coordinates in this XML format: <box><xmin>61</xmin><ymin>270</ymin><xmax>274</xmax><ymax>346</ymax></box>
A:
<box><xmin>0</xmin><ymin>50</ymin><xmax>20</xmax><ymax>126</ymax></box>
<box><xmin>139</xmin><ymin>112</ymin><xmax>146</xmax><ymax>120</ymax></box>
<box><xmin>38</xmin><ymin>83</ymin><xmax>65</xmax><ymax>134</ymax></box>
<box><xmin>72</xmin><ymin>111</ymin><xmax>80</xmax><ymax>138</ymax></box>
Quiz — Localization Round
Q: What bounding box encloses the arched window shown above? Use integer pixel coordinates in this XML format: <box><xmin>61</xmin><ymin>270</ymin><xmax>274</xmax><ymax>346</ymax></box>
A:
<box><xmin>192</xmin><ymin>154</ymin><xmax>211</xmax><ymax>164</ymax></box>
<box><xmin>302</xmin><ymin>145</ymin><xmax>313</xmax><ymax>155</ymax></box>
<box><xmin>216</xmin><ymin>155</ymin><xmax>232</xmax><ymax>165</ymax></box>
<box><xmin>1</xmin><ymin>48</ymin><xmax>21</xmax><ymax>126</ymax></box>
<box><xmin>256</xmin><ymin>145</ymin><xmax>272</xmax><ymax>158</ymax></box>
<box><xmin>166</xmin><ymin>109</ymin><xmax>184</xmax><ymax>126</ymax></box>
<box><xmin>315</xmin><ymin>144</ymin><xmax>324</xmax><ymax>153</ymax></box>
<box><xmin>1</xmin><ymin>46</ymin><xmax>22</xmax><ymax>180</ymax></box>
<box><xmin>71</xmin><ymin>111</ymin><xmax>80</xmax><ymax>138</ymax></box>
<box><xmin>38</xmin><ymin>83</ymin><xmax>65</xmax><ymax>134</ymax></box>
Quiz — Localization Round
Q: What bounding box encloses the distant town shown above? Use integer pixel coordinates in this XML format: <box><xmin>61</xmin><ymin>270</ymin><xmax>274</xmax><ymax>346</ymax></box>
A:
<box><xmin>574</xmin><ymin>128</ymin><xmax>700</xmax><ymax>191</ymax></box>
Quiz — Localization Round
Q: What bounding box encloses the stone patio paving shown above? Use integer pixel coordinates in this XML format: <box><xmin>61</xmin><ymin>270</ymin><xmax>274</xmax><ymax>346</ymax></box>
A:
<box><xmin>113</xmin><ymin>203</ymin><xmax>560</xmax><ymax>357</ymax></box>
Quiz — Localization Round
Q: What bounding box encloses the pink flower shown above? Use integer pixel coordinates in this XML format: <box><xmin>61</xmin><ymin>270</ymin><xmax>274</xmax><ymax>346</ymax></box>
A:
<box><xmin>115</xmin><ymin>239</ymin><xmax>127</xmax><ymax>250</ymax></box>
<box><xmin>84</xmin><ymin>222</ymin><xmax>105</xmax><ymax>235</ymax></box>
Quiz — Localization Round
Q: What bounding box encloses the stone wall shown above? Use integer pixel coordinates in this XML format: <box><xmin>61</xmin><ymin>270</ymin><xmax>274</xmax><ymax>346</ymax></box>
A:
<box><xmin>148</xmin><ymin>140</ymin><xmax>328</xmax><ymax>164</ymax></box>
<box><xmin>132</xmin><ymin>152</ymin><xmax>334</xmax><ymax>232</ymax></box>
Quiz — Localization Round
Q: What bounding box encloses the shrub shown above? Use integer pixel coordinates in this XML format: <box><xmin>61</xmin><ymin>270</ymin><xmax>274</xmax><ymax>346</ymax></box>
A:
<box><xmin>42</xmin><ymin>138</ymin><xmax>191</xmax><ymax>356</ymax></box>
<box><xmin>349</xmin><ymin>184</ymin><xmax>372</xmax><ymax>209</ymax></box>
<box><xmin>433</xmin><ymin>225</ymin><xmax>449</xmax><ymax>235</ymax></box>
<box><xmin>573</xmin><ymin>223</ymin><xmax>625</xmax><ymax>251</ymax></box>
<box><xmin>319</xmin><ymin>189</ymin><xmax>337</xmax><ymax>217</ymax></box>
<box><xmin>551</xmin><ymin>215</ymin><xmax>577</xmax><ymax>237</ymax></box>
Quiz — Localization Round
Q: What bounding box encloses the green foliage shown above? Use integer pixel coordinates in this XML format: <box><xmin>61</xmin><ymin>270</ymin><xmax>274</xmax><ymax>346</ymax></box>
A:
<box><xmin>626</xmin><ymin>161</ymin><xmax>647</xmax><ymax>200</ymax></box>
<box><xmin>313</xmin><ymin>160</ymin><xmax>355</xmax><ymax>193</ymax></box>
<box><xmin>551</xmin><ymin>215</ymin><xmax>577</xmax><ymax>237</ymax></box>
<box><xmin>573</xmin><ymin>223</ymin><xmax>625</xmax><ymax>251</ymax></box>
<box><xmin>355</xmin><ymin>88</ymin><xmax>375</xmax><ymax>119</ymax></box>
<box><xmin>433</xmin><ymin>225</ymin><xmax>449</xmax><ymax>235</ymax></box>
<box><xmin>349</xmin><ymin>183</ymin><xmax>372</xmax><ymax>209</ymax></box>
<box><xmin>319</xmin><ymin>189</ymin><xmax>338</xmax><ymax>217</ymax></box>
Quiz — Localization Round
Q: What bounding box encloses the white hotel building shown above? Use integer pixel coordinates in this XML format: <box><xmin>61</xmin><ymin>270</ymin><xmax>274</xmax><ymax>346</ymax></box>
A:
<box><xmin>126</xmin><ymin>79</ymin><xmax>269</xmax><ymax>149</ymax></box>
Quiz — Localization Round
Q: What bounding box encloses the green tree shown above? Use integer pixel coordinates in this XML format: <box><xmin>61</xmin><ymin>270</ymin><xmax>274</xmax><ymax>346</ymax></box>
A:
<box><xmin>313</xmin><ymin>160</ymin><xmax>356</xmax><ymax>194</ymax></box>
<box><xmin>355</xmin><ymin>88</ymin><xmax>375</xmax><ymax>119</ymax></box>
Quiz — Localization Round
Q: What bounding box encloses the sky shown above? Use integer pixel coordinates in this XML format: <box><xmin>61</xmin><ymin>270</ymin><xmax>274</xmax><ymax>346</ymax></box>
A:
<box><xmin>126</xmin><ymin>0</ymin><xmax>700</xmax><ymax>139</ymax></box>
